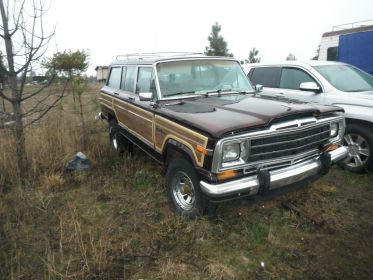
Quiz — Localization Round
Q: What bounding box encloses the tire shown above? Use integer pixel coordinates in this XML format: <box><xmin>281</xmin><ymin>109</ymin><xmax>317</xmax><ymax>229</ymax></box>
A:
<box><xmin>109</xmin><ymin>120</ymin><xmax>133</xmax><ymax>155</ymax></box>
<box><xmin>340</xmin><ymin>123</ymin><xmax>373</xmax><ymax>173</ymax></box>
<box><xmin>166</xmin><ymin>158</ymin><xmax>216</xmax><ymax>218</ymax></box>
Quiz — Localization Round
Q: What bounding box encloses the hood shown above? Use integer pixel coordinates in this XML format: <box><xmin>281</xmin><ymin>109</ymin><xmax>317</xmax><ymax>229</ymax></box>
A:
<box><xmin>346</xmin><ymin>90</ymin><xmax>373</xmax><ymax>101</ymax></box>
<box><xmin>351</xmin><ymin>90</ymin><xmax>373</xmax><ymax>100</ymax></box>
<box><xmin>328</xmin><ymin>90</ymin><xmax>373</xmax><ymax>108</ymax></box>
<box><xmin>159</xmin><ymin>94</ymin><xmax>343</xmax><ymax>138</ymax></box>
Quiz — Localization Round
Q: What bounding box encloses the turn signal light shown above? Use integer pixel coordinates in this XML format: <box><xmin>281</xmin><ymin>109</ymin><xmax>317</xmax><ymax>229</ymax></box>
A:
<box><xmin>195</xmin><ymin>145</ymin><xmax>209</xmax><ymax>155</ymax></box>
<box><xmin>217</xmin><ymin>170</ymin><xmax>238</xmax><ymax>181</ymax></box>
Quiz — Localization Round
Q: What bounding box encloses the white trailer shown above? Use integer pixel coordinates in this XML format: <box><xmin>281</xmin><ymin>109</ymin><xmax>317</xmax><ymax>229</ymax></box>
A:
<box><xmin>318</xmin><ymin>20</ymin><xmax>373</xmax><ymax>74</ymax></box>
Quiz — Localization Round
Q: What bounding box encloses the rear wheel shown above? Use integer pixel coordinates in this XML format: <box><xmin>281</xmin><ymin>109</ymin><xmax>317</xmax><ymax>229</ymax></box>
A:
<box><xmin>166</xmin><ymin>158</ymin><xmax>216</xmax><ymax>218</ymax></box>
<box><xmin>109</xmin><ymin>120</ymin><xmax>133</xmax><ymax>155</ymax></box>
<box><xmin>340</xmin><ymin>124</ymin><xmax>373</xmax><ymax>173</ymax></box>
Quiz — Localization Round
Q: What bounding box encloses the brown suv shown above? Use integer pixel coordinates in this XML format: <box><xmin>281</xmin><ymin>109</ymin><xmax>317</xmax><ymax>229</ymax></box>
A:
<box><xmin>98</xmin><ymin>53</ymin><xmax>348</xmax><ymax>217</ymax></box>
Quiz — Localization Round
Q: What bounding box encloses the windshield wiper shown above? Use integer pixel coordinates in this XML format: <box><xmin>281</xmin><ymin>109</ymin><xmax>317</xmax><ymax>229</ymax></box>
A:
<box><xmin>236</xmin><ymin>90</ymin><xmax>256</xmax><ymax>95</ymax></box>
<box><xmin>164</xmin><ymin>91</ymin><xmax>195</xmax><ymax>97</ymax></box>
<box><xmin>204</xmin><ymin>88</ymin><xmax>233</xmax><ymax>96</ymax></box>
<box><xmin>204</xmin><ymin>89</ymin><xmax>255</xmax><ymax>96</ymax></box>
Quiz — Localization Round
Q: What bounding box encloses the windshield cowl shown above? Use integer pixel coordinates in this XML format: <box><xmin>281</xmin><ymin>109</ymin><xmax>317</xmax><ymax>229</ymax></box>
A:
<box><xmin>346</xmin><ymin>88</ymin><xmax>373</xmax><ymax>93</ymax></box>
<box><xmin>160</xmin><ymin>90</ymin><xmax>254</xmax><ymax>102</ymax></box>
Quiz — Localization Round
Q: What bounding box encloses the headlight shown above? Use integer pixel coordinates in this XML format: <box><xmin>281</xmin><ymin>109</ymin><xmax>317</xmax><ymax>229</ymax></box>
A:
<box><xmin>222</xmin><ymin>143</ymin><xmax>240</xmax><ymax>162</ymax></box>
<box><xmin>222</xmin><ymin>141</ymin><xmax>250</xmax><ymax>163</ymax></box>
<box><xmin>330</xmin><ymin>123</ymin><xmax>339</xmax><ymax>137</ymax></box>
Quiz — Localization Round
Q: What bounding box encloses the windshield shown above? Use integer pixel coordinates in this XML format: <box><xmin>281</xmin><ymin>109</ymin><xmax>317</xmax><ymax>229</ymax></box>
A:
<box><xmin>156</xmin><ymin>59</ymin><xmax>254</xmax><ymax>98</ymax></box>
<box><xmin>314</xmin><ymin>64</ymin><xmax>373</xmax><ymax>92</ymax></box>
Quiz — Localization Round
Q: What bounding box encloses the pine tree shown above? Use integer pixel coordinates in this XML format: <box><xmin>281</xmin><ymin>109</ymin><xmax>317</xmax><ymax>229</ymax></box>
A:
<box><xmin>244</xmin><ymin>47</ymin><xmax>261</xmax><ymax>63</ymax></box>
<box><xmin>204</xmin><ymin>23</ymin><xmax>233</xmax><ymax>57</ymax></box>
<box><xmin>312</xmin><ymin>45</ymin><xmax>320</xmax><ymax>60</ymax></box>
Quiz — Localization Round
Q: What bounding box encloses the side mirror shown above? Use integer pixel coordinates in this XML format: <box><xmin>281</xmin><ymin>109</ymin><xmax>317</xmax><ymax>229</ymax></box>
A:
<box><xmin>255</xmin><ymin>84</ymin><xmax>263</xmax><ymax>92</ymax></box>
<box><xmin>139</xmin><ymin>92</ymin><xmax>153</xmax><ymax>101</ymax></box>
<box><xmin>299</xmin><ymin>82</ymin><xmax>321</xmax><ymax>93</ymax></box>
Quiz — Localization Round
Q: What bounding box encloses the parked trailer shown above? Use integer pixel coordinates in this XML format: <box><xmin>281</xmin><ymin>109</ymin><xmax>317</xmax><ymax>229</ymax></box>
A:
<box><xmin>318</xmin><ymin>21</ymin><xmax>373</xmax><ymax>75</ymax></box>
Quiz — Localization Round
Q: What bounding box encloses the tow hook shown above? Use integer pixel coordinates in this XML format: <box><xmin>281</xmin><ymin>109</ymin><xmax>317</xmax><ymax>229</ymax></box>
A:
<box><xmin>319</xmin><ymin>153</ymin><xmax>332</xmax><ymax>175</ymax></box>
<box><xmin>257</xmin><ymin>169</ymin><xmax>271</xmax><ymax>195</ymax></box>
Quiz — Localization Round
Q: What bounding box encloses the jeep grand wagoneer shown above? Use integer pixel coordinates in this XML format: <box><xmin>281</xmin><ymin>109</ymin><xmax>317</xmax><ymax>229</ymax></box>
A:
<box><xmin>98</xmin><ymin>53</ymin><xmax>348</xmax><ymax>217</ymax></box>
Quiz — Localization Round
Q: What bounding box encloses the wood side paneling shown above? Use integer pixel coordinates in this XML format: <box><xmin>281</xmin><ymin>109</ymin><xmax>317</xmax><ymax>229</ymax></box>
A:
<box><xmin>99</xmin><ymin>93</ymin><xmax>209</xmax><ymax>167</ymax></box>
<box><xmin>126</xmin><ymin>103</ymin><xmax>153</xmax><ymax>145</ymax></box>
<box><xmin>154</xmin><ymin>115</ymin><xmax>208</xmax><ymax>167</ymax></box>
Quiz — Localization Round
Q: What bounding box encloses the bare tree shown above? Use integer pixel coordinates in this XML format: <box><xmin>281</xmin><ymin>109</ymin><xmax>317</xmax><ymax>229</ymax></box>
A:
<box><xmin>0</xmin><ymin>0</ymin><xmax>66</xmax><ymax>182</ymax></box>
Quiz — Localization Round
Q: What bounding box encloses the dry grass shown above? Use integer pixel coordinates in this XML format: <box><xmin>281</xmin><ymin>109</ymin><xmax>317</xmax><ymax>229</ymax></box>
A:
<box><xmin>1</xmin><ymin>82</ymin><xmax>373</xmax><ymax>279</ymax></box>
<box><xmin>205</xmin><ymin>262</ymin><xmax>235</xmax><ymax>280</ymax></box>
<box><xmin>41</xmin><ymin>174</ymin><xmax>66</xmax><ymax>193</ymax></box>
<box><xmin>157</xmin><ymin>259</ymin><xmax>189</xmax><ymax>279</ymax></box>
<box><xmin>0</xmin><ymin>83</ymin><xmax>106</xmax><ymax>185</ymax></box>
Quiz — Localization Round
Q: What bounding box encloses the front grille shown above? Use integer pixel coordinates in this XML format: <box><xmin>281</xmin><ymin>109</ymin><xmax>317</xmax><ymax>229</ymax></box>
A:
<box><xmin>248</xmin><ymin>124</ymin><xmax>330</xmax><ymax>162</ymax></box>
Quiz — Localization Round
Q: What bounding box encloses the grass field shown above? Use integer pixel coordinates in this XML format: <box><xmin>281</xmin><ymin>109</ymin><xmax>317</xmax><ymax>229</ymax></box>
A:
<box><xmin>0</xmin><ymin>84</ymin><xmax>372</xmax><ymax>279</ymax></box>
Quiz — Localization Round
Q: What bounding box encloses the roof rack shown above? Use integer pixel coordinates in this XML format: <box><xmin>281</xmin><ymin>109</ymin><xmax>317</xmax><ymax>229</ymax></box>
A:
<box><xmin>115</xmin><ymin>52</ymin><xmax>204</xmax><ymax>61</ymax></box>
<box><xmin>332</xmin><ymin>19</ymin><xmax>373</xmax><ymax>31</ymax></box>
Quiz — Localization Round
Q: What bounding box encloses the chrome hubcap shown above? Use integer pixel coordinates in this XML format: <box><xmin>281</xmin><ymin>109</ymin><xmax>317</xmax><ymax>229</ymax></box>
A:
<box><xmin>172</xmin><ymin>171</ymin><xmax>195</xmax><ymax>210</ymax></box>
<box><xmin>343</xmin><ymin>133</ymin><xmax>370</xmax><ymax>168</ymax></box>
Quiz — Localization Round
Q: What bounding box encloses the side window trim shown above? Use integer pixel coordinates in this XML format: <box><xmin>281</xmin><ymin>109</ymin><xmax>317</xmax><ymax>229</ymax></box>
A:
<box><xmin>132</xmin><ymin>66</ymin><xmax>139</xmax><ymax>95</ymax></box>
<box><xmin>106</xmin><ymin>67</ymin><xmax>113</xmax><ymax>87</ymax></box>
<box><xmin>120</xmin><ymin>66</ymin><xmax>127</xmax><ymax>90</ymax></box>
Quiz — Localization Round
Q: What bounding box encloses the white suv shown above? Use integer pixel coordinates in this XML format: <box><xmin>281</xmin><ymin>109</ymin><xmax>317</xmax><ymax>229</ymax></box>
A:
<box><xmin>247</xmin><ymin>61</ymin><xmax>373</xmax><ymax>173</ymax></box>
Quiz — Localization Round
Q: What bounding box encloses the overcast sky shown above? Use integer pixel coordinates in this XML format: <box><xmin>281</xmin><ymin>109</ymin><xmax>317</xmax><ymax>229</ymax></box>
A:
<box><xmin>42</xmin><ymin>0</ymin><xmax>373</xmax><ymax>75</ymax></box>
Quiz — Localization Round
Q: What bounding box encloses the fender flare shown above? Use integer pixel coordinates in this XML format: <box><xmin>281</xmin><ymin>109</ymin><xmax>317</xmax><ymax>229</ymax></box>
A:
<box><xmin>163</xmin><ymin>139</ymin><xmax>198</xmax><ymax>167</ymax></box>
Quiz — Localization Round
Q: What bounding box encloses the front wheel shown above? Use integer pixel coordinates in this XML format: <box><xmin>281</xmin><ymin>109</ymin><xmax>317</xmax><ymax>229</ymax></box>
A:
<box><xmin>340</xmin><ymin>124</ymin><xmax>373</xmax><ymax>173</ymax></box>
<box><xmin>166</xmin><ymin>158</ymin><xmax>216</xmax><ymax>218</ymax></box>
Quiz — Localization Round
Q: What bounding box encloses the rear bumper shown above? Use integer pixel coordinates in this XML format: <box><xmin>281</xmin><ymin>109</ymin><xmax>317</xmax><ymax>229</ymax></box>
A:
<box><xmin>200</xmin><ymin>146</ymin><xmax>348</xmax><ymax>199</ymax></box>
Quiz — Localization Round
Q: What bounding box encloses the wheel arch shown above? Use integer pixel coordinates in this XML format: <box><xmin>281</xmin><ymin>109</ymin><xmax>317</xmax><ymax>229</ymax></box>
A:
<box><xmin>107</xmin><ymin>111</ymin><xmax>117</xmax><ymax>122</ymax></box>
<box><xmin>101</xmin><ymin>106</ymin><xmax>117</xmax><ymax>122</ymax></box>
<box><xmin>341</xmin><ymin>118</ymin><xmax>373</xmax><ymax>172</ymax></box>
<box><xmin>345</xmin><ymin>118</ymin><xmax>373</xmax><ymax>130</ymax></box>
<box><xmin>163</xmin><ymin>139</ymin><xmax>198</xmax><ymax>168</ymax></box>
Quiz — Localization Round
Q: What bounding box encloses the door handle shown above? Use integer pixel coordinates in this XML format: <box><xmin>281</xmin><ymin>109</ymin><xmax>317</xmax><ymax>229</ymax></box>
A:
<box><xmin>128</xmin><ymin>96</ymin><xmax>135</xmax><ymax>101</ymax></box>
<box><xmin>113</xmin><ymin>92</ymin><xmax>119</xmax><ymax>95</ymax></box>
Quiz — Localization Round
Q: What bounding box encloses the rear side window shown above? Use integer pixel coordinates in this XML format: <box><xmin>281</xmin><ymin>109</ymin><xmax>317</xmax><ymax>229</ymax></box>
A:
<box><xmin>249</xmin><ymin>67</ymin><xmax>281</xmax><ymax>88</ymax></box>
<box><xmin>107</xmin><ymin>67</ymin><xmax>121</xmax><ymax>89</ymax></box>
<box><xmin>136</xmin><ymin>67</ymin><xmax>153</xmax><ymax>93</ymax></box>
<box><xmin>280</xmin><ymin>68</ymin><xmax>315</xmax><ymax>90</ymax></box>
<box><xmin>123</xmin><ymin>66</ymin><xmax>136</xmax><ymax>92</ymax></box>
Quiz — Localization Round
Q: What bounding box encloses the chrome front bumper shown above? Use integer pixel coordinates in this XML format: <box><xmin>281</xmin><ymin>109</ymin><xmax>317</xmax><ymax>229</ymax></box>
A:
<box><xmin>200</xmin><ymin>146</ymin><xmax>348</xmax><ymax>198</ymax></box>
